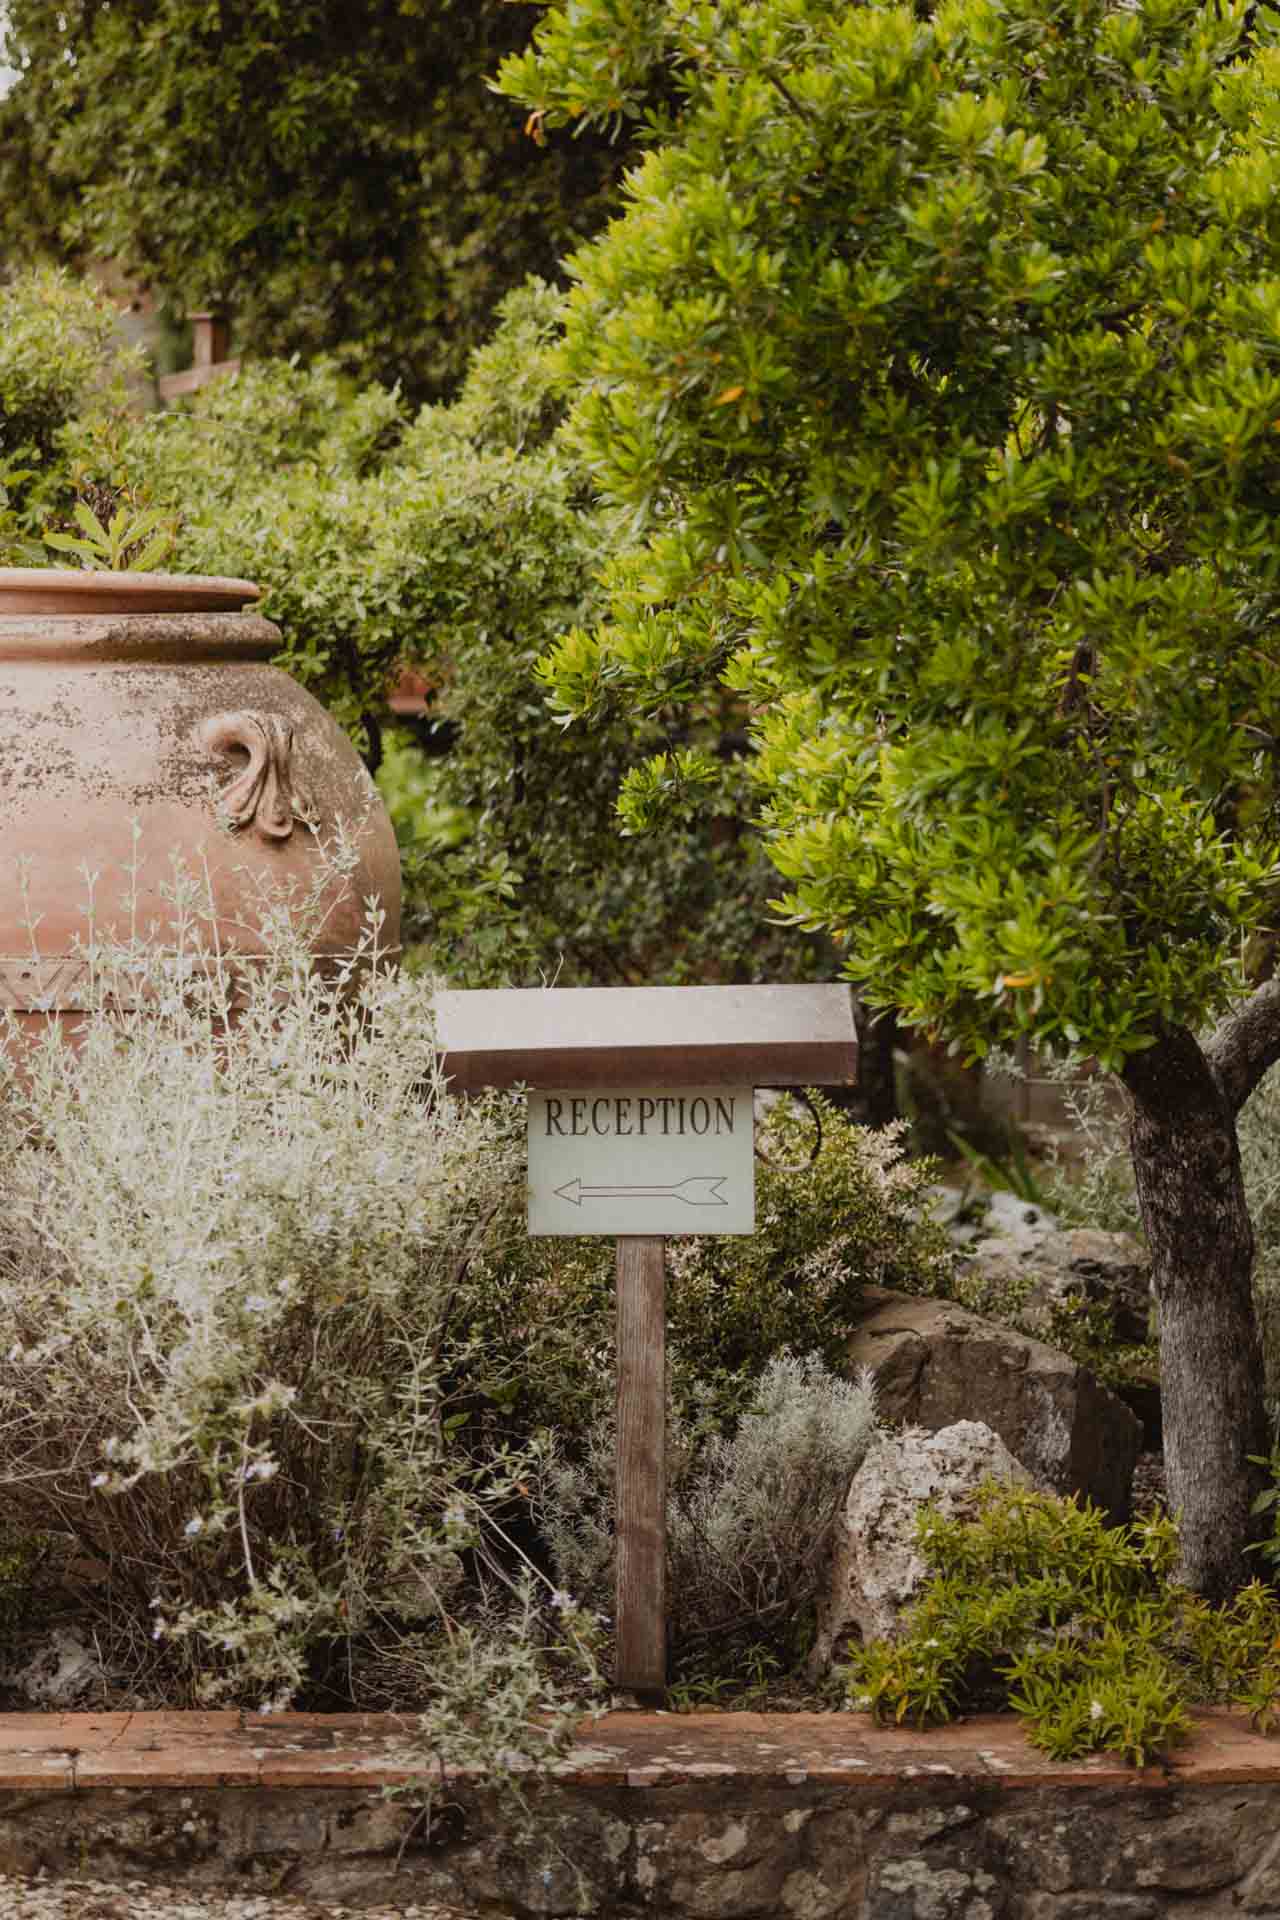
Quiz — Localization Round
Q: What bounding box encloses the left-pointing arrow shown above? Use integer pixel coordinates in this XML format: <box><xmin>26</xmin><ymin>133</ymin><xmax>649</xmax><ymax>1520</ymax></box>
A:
<box><xmin>555</xmin><ymin>1175</ymin><xmax>729</xmax><ymax>1208</ymax></box>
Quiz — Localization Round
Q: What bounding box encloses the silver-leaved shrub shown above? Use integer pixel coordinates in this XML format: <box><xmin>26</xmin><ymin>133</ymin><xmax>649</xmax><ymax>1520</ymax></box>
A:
<box><xmin>538</xmin><ymin>1353</ymin><xmax>878</xmax><ymax>1674</ymax></box>
<box><xmin>0</xmin><ymin>869</ymin><xmax>601</xmax><ymax>1744</ymax></box>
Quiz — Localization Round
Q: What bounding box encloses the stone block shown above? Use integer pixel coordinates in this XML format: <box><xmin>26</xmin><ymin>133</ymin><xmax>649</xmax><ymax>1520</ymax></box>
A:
<box><xmin>814</xmin><ymin>1420</ymin><xmax>1034</xmax><ymax>1664</ymax></box>
<box><xmin>847</xmin><ymin>1286</ymin><xmax>1141</xmax><ymax>1520</ymax></box>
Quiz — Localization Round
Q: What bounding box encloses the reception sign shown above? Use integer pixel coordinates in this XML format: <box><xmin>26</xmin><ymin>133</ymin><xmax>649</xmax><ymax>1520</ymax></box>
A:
<box><xmin>528</xmin><ymin>1085</ymin><xmax>754</xmax><ymax>1235</ymax></box>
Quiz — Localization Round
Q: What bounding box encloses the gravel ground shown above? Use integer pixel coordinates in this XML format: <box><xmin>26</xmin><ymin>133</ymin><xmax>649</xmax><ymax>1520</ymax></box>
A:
<box><xmin>0</xmin><ymin>1879</ymin><xmax>504</xmax><ymax>1919</ymax></box>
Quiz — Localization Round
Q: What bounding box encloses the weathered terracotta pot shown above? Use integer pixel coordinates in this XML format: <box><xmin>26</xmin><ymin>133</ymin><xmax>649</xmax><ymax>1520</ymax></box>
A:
<box><xmin>0</xmin><ymin>570</ymin><xmax>400</xmax><ymax>1037</ymax></box>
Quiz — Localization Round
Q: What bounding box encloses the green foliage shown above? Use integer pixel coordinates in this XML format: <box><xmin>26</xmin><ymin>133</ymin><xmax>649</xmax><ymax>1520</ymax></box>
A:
<box><xmin>62</xmin><ymin>288</ymin><xmax>821</xmax><ymax>987</ymax></box>
<box><xmin>1246</xmin><ymin>1445</ymin><xmax>1280</xmax><ymax>1572</ymax></box>
<box><xmin>0</xmin><ymin>1531</ymin><xmax>45</xmax><ymax>1642</ymax></box>
<box><xmin>0</xmin><ymin>0</ymin><xmax>634</xmax><ymax>403</ymax></box>
<box><xmin>0</xmin><ymin>268</ymin><xmax>135</xmax><ymax>468</ymax></box>
<box><xmin>665</xmin><ymin>1101</ymin><xmax>951</xmax><ymax>1389</ymax></box>
<box><xmin>465</xmin><ymin>1098</ymin><xmax>951</xmax><ymax>1439</ymax></box>
<box><xmin>43</xmin><ymin>497</ymin><xmax>176</xmax><ymax>572</ymax></box>
<box><xmin>0</xmin><ymin>268</ymin><xmax>143</xmax><ymax>560</ymax></box>
<box><xmin>845</xmin><ymin>1484</ymin><xmax>1280</xmax><ymax>1765</ymax></box>
<box><xmin>946</xmin><ymin>1129</ymin><xmax>1053</xmax><ymax>1210</ymax></box>
<box><xmin>667</xmin><ymin>1642</ymin><xmax>783</xmax><ymax>1711</ymax></box>
<box><xmin>502</xmin><ymin>0</ymin><xmax>1280</xmax><ymax>1070</ymax></box>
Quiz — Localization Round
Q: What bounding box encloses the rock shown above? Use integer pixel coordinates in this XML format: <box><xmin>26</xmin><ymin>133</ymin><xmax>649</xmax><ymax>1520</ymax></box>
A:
<box><xmin>847</xmin><ymin>1286</ymin><xmax>1142</xmax><ymax>1520</ymax></box>
<box><xmin>958</xmin><ymin>1223</ymin><xmax>1153</xmax><ymax>1347</ymax></box>
<box><xmin>926</xmin><ymin>1183</ymin><xmax>1057</xmax><ymax>1253</ymax></box>
<box><xmin>0</xmin><ymin>1623</ymin><xmax>110</xmax><ymax>1707</ymax></box>
<box><xmin>958</xmin><ymin>1223</ymin><xmax>1161</xmax><ymax>1446</ymax></box>
<box><xmin>980</xmin><ymin>1190</ymin><xmax>1057</xmax><ymax>1249</ymax></box>
<box><xmin>1013</xmin><ymin>1227</ymin><xmax>1154</xmax><ymax>1346</ymax></box>
<box><xmin>812</xmin><ymin>1420</ymin><xmax>1033</xmax><ymax>1665</ymax></box>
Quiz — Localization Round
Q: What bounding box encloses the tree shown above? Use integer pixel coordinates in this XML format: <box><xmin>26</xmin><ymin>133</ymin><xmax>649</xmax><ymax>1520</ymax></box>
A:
<box><xmin>58</xmin><ymin>281</ymin><xmax>823</xmax><ymax>988</ymax></box>
<box><xmin>499</xmin><ymin>0</ymin><xmax>1280</xmax><ymax>1596</ymax></box>
<box><xmin>0</xmin><ymin>0</ymin><xmax>633</xmax><ymax>402</ymax></box>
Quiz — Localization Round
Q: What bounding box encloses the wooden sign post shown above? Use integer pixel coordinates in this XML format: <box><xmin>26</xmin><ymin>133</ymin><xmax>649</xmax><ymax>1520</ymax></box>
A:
<box><xmin>615</xmin><ymin>1233</ymin><xmax>666</xmax><ymax>1695</ymax></box>
<box><xmin>432</xmin><ymin>983</ymin><xmax>858</xmax><ymax>1699</ymax></box>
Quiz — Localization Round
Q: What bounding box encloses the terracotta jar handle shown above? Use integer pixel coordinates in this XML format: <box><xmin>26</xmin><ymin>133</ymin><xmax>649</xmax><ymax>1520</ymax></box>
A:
<box><xmin>202</xmin><ymin>711</ymin><xmax>314</xmax><ymax>841</ymax></box>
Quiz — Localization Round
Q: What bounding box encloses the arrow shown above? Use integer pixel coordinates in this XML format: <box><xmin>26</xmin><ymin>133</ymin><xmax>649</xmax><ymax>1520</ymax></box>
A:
<box><xmin>554</xmin><ymin>1175</ymin><xmax>730</xmax><ymax>1208</ymax></box>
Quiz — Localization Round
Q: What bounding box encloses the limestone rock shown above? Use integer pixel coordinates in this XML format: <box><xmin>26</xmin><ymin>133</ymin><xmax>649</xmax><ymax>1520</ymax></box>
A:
<box><xmin>957</xmin><ymin>1219</ymin><xmax>1152</xmax><ymax>1347</ymax></box>
<box><xmin>1012</xmin><ymin>1227</ymin><xmax>1154</xmax><ymax>1346</ymax></box>
<box><xmin>0</xmin><ymin>1622</ymin><xmax>109</xmax><ymax>1707</ymax></box>
<box><xmin>812</xmin><ymin>1419</ymin><xmax>1033</xmax><ymax>1667</ymax></box>
<box><xmin>847</xmin><ymin>1286</ymin><xmax>1141</xmax><ymax>1520</ymax></box>
<box><xmin>977</xmin><ymin>1190</ymin><xmax>1057</xmax><ymax>1249</ymax></box>
<box><xmin>926</xmin><ymin>1183</ymin><xmax>1056</xmax><ymax>1252</ymax></box>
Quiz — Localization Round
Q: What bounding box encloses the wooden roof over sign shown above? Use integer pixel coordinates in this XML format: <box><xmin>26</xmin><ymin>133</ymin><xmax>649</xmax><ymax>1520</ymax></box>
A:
<box><xmin>431</xmin><ymin>983</ymin><xmax>858</xmax><ymax>1092</ymax></box>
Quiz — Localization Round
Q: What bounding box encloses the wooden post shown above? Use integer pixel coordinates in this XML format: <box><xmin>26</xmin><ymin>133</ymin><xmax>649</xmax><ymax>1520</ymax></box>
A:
<box><xmin>615</xmin><ymin>1234</ymin><xmax>666</xmax><ymax>1698</ymax></box>
<box><xmin>190</xmin><ymin>311</ymin><xmax>230</xmax><ymax>368</ymax></box>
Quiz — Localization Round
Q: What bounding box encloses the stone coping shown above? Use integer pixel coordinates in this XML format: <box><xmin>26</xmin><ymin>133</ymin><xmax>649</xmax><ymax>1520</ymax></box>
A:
<box><xmin>1</xmin><ymin>1705</ymin><xmax>1277</xmax><ymax>1795</ymax></box>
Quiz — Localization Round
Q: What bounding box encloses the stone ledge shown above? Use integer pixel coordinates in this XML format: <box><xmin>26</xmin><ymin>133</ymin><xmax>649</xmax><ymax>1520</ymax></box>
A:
<box><xmin>0</xmin><ymin>1705</ymin><xmax>1275</xmax><ymax>1792</ymax></box>
<box><xmin>4</xmin><ymin>1708</ymin><xmax>1280</xmax><ymax>1916</ymax></box>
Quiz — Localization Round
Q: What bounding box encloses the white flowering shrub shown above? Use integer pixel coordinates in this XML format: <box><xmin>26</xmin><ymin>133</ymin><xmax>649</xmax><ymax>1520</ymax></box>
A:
<box><xmin>538</xmin><ymin>1353</ymin><xmax>878</xmax><ymax>1676</ymax></box>
<box><xmin>0</xmin><ymin>879</ymin><xmax>601</xmax><ymax>1737</ymax></box>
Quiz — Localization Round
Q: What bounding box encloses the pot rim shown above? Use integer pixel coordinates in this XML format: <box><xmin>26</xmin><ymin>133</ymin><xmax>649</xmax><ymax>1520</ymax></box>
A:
<box><xmin>0</xmin><ymin>569</ymin><xmax>262</xmax><ymax>615</ymax></box>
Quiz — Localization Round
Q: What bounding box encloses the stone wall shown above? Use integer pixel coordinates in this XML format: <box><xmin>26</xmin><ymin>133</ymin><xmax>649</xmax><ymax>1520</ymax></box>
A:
<box><xmin>3</xmin><ymin>1708</ymin><xmax>1280</xmax><ymax>1916</ymax></box>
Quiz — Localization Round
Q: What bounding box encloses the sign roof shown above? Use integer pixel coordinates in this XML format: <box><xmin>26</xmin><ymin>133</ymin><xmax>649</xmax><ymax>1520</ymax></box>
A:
<box><xmin>432</xmin><ymin>982</ymin><xmax>858</xmax><ymax>1093</ymax></box>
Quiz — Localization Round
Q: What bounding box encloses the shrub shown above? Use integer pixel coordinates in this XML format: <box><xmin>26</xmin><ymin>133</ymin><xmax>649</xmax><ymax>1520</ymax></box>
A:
<box><xmin>0</xmin><ymin>268</ymin><xmax>139</xmax><ymax>468</ymax></box>
<box><xmin>464</xmin><ymin>1097</ymin><xmax>952</xmax><ymax>1442</ymax></box>
<box><xmin>539</xmin><ymin>1353</ymin><xmax>879</xmax><ymax>1677</ymax></box>
<box><xmin>0</xmin><ymin>1530</ymin><xmax>44</xmax><ymax>1644</ymax></box>
<box><xmin>54</xmin><ymin>289</ymin><xmax>816</xmax><ymax>990</ymax></box>
<box><xmin>0</xmin><ymin>877</ymin><xmax>600</xmax><ymax>1748</ymax></box>
<box><xmin>845</xmin><ymin>1483</ymin><xmax>1280</xmax><ymax>1767</ymax></box>
<box><xmin>0</xmin><ymin>268</ymin><xmax>142</xmax><ymax>556</ymax></box>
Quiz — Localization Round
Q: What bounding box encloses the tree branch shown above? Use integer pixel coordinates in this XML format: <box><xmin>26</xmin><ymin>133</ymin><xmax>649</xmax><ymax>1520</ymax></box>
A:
<box><xmin>1205</xmin><ymin>977</ymin><xmax>1280</xmax><ymax>1116</ymax></box>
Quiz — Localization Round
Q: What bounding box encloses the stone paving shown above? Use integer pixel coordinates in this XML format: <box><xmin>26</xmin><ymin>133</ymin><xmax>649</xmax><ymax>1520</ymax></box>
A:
<box><xmin>0</xmin><ymin>1877</ymin><xmax>489</xmax><ymax>1920</ymax></box>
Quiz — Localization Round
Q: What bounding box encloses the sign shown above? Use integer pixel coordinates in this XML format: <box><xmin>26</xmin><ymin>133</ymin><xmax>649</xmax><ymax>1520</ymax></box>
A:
<box><xmin>528</xmin><ymin>1086</ymin><xmax>755</xmax><ymax>1236</ymax></box>
<box><xmin>433</xmin><ymin>982</ymin><xmax>856</xmax><ymax>1695</ymax></box>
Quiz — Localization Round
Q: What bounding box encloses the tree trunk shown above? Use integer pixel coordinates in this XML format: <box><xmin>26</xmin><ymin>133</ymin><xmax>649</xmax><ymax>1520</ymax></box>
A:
<box><xmin>1123</xmin><ymin>1027</ymin><xmax>1268</xmax><ymax>1600</ymax></box>
<box><xmin>857</xmin><ymin>1005</ymin><xmax>900</xmax><ymax>1129</ymax></box>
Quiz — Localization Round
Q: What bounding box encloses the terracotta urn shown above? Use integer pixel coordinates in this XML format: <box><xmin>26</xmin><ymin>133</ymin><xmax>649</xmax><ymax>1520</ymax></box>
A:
<box><xmin>0</xmin><ymin>570</ymin><xmax>401</xmax><ymax>1037</ymax></box>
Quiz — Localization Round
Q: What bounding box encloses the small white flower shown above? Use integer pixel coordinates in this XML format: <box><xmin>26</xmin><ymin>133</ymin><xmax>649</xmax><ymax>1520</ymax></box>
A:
<box><xmin>90</xmin><ymin>1472</ymin><xmax>109</xmax><ymax>1488</ymax></box>
<box><xmin>924</xmin><ymin>1638</ymin><xmax>940</xmax><ymax>1649</ymax></box>
<box><xmin>184</xmin><ymin>1515</ymin><xmax>205</xmax><ymax>1536</ymax></box>
<box><xmin>1089</xmin><ymin>1699</ymin><xmax>1105</xmax><ymax>1722</ymax></box>
<box><xmin>549</xmin><ymin>1588</ymin><xmax>574</xmax><ymax>1612</ymax></box>
<box><xmin>243</xmin><ymin>1294</ymin><xmax>272</xmax><ymax>1314</ymax></box>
